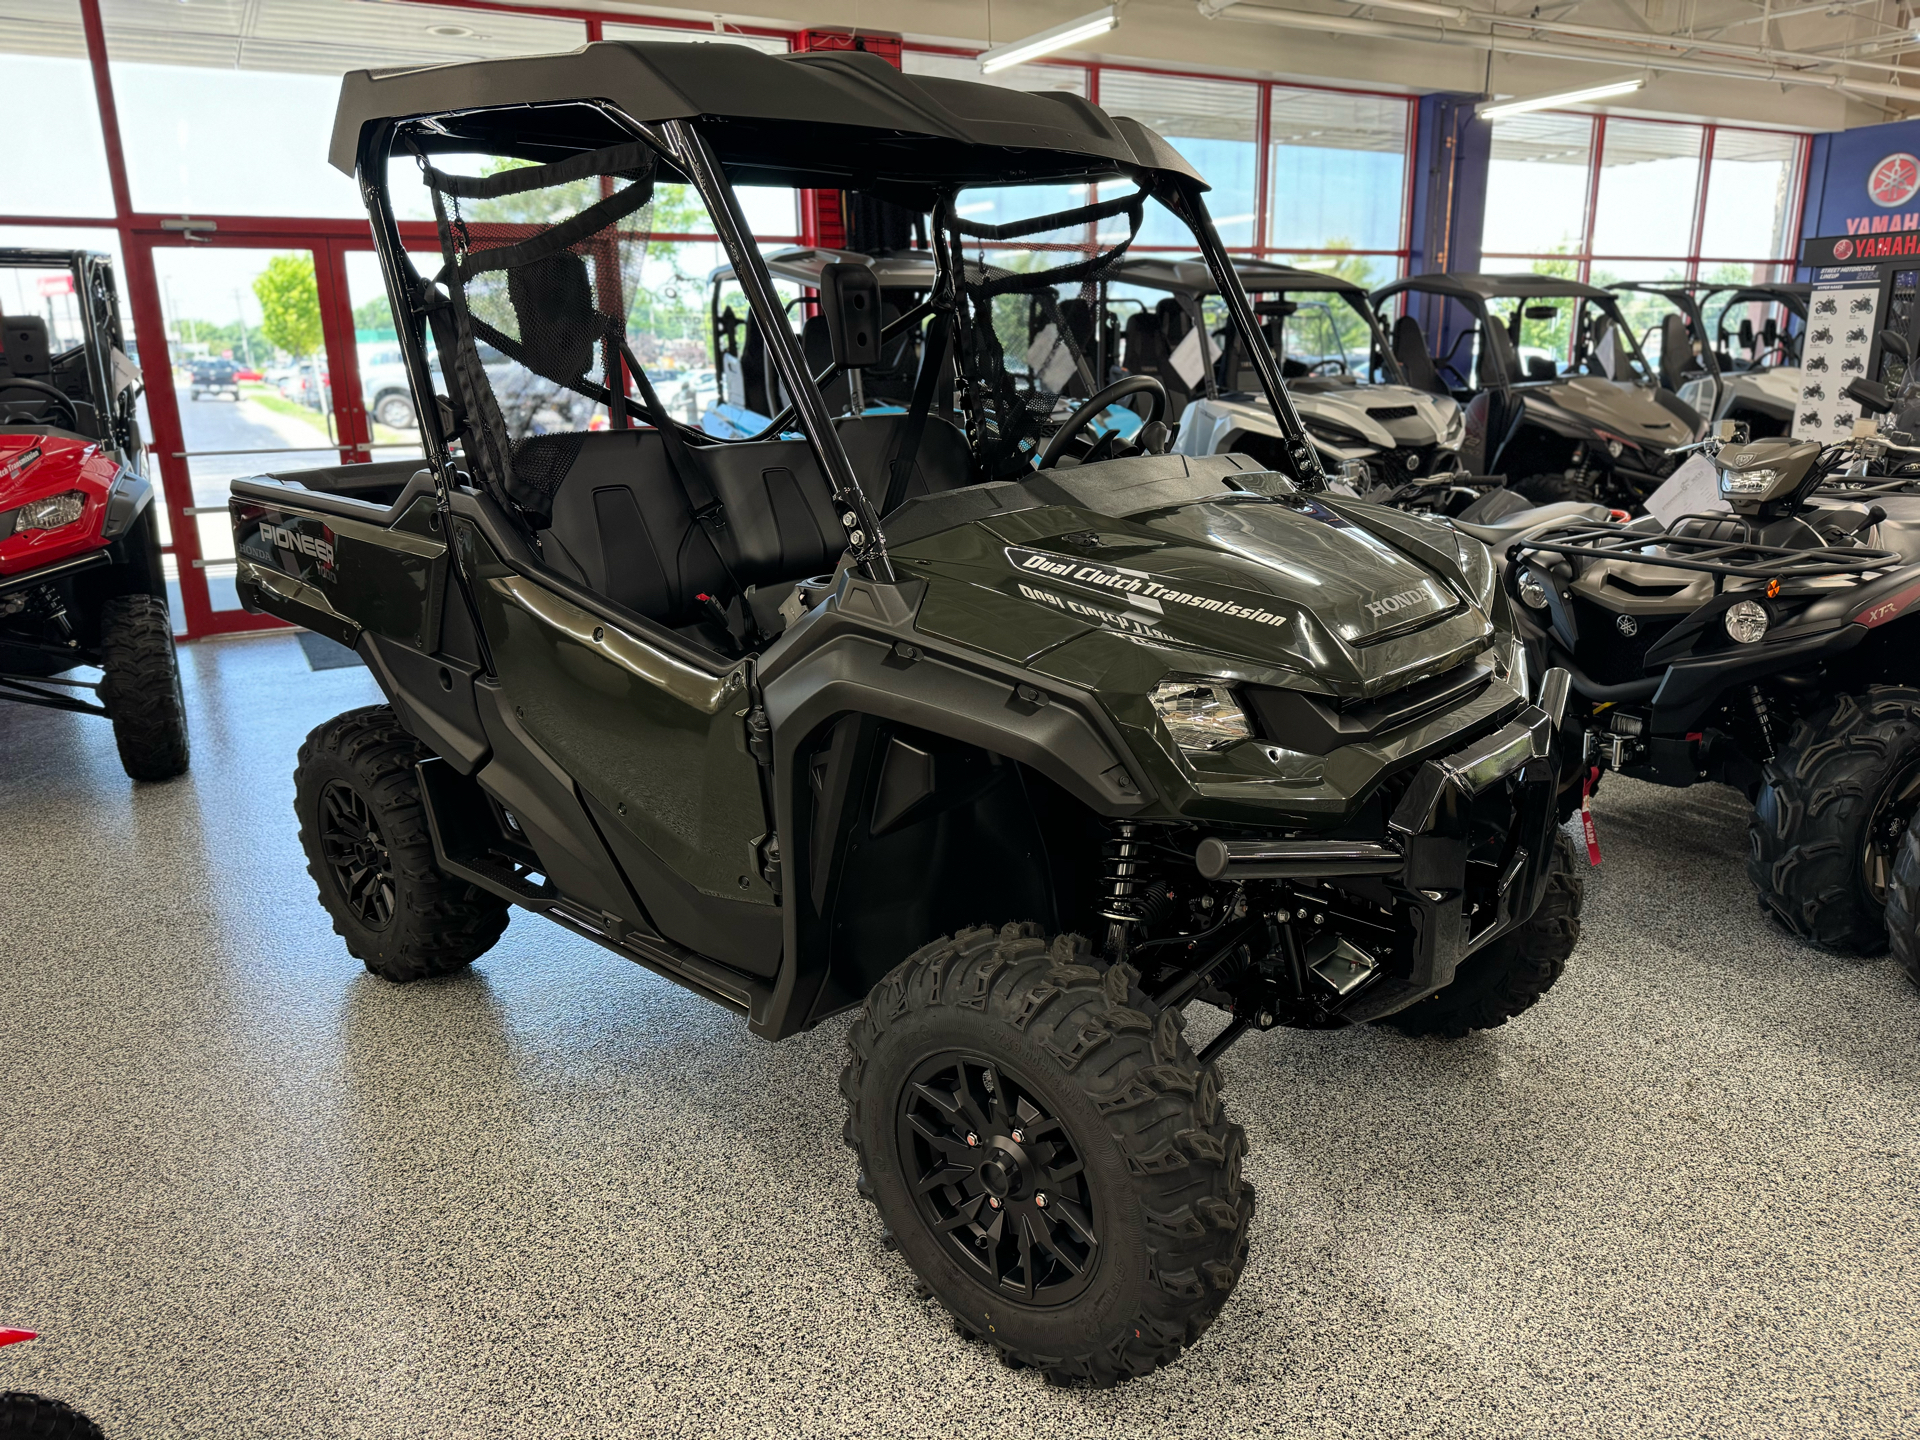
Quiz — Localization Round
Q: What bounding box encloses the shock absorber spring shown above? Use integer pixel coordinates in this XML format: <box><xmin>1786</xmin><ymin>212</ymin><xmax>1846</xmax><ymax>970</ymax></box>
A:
<box><xmin>1099</xmin><ymin>822</ymin><xmax>1147</xmax><ymax>959</ymax></box>
<box><xmin>1749</xmin><ymin>684</ymin><xmax>1778</xmax><ymax>759</ymax></box>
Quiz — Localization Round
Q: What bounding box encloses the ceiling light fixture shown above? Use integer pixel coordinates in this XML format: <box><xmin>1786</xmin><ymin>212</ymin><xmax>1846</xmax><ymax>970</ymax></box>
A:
<box><xmin>978</xmin><ymin>6</ymin><xmax>1120</xmax><ymax>74</ymax></box>
<box><xmin>1476</xmin><ymin>76</ymin><xmax>1645</xmax><ymax>120</ymax></box>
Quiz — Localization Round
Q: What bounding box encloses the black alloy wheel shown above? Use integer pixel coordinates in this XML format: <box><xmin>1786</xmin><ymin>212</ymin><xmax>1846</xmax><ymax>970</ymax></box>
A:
<box><xmin>898</xmin><ymin>1053</ymin><xmax>1100</xmax><ymax>1305</ymax></box>
<box><xmin>319</xmin><ymin>778</ymin><xmax>396</xmax><ymax>929</ymax></box>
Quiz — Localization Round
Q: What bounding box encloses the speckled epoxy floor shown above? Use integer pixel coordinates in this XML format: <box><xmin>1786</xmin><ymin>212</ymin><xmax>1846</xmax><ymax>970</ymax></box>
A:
<box><xmin>1</xmin><ymin>633</ymin><xmax>1914</xmax><ymax>1438</ymax></box>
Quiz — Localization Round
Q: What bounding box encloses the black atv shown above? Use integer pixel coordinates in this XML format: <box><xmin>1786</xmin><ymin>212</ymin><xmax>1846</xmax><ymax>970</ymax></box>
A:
<box><xmin>1373</xmin><ymin>272</ymin><xmax>1702</xmax><ymax>511</ymax></box>
<box><xmin>1503</xmin><ymin>373</ymin><xmax>1917</xmax><ymax>954</ymax></box>
<box><xmin>1</xmin><ymin>249</ymin><xmax>188</xmax><ymax>781</ymax></box>
<box><xmin>231</xmin><ymin>43</ymin><xmax>1583</xmax><ymax>1384</ymax></box>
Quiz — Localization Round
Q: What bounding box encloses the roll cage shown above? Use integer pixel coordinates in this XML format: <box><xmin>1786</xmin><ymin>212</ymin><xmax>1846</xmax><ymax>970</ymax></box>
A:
<box><xmin>0</xmin><ymin>248</ymin><xmax>143</xmax><ymax>462</ymax></box>
<box><xmin>1372</xmin><ymin>272</ymin><xmax>1658</xmax><ymax>397</ymax></box>
<box><xmin>337</xmin><ymin>40</ymin><xmax>1323</xmax><ymax>606</ymax></box>
<box><xmin>1102</xmin><ymin>257</ymin><xmax>1406</xmax><ymax>399</ymax></box>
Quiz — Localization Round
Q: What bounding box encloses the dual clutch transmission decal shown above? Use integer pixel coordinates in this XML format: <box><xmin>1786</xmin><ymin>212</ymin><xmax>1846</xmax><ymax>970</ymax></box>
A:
<box><xmin>1006</xmin><ymin>546</ymin><xmax>1290</xmax><ymax>631</ymax></box>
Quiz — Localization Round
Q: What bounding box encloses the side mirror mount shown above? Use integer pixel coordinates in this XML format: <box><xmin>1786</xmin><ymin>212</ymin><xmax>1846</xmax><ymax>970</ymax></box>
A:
<box><xmin>818</xmin><ymin>262</ymin><xmax>881</xmax><ymax>371</ymax></box>
<box><xmin>1715</xmin><ymin>419</ymin><xmax>1749</xmax><ymax>444</ymax></box>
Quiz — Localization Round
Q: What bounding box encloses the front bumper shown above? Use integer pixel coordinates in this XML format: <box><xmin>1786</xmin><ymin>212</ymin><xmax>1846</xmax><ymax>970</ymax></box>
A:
<box><xmin>1197</xmin><ymin>670</ymin><xmax>1568</xmax><ymax>1021</ymax></box>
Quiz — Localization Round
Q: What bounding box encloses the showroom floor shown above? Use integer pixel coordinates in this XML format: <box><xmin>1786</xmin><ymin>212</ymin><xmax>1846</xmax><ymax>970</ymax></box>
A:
<box><xmin>1</xmin><ymin>632</ymin><xmax>1914</xmax><ymax>1439</ymax></box>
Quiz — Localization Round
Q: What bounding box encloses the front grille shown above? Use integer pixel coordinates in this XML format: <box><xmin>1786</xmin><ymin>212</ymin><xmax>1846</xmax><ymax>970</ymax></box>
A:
<box><xmin>1246</xmin><ymin>659</ymin><xmax>1495</xmax><ymax>756</ymax></box>
<box><xmin>1367</xmin><ymin>405</ymin><xmax>1419</xmax><ymax>422</ymax></box>
<box><xmin>1375</xmin><ymin>443</ymin><xmax>1438</xmax><ymax>477</ymax></box>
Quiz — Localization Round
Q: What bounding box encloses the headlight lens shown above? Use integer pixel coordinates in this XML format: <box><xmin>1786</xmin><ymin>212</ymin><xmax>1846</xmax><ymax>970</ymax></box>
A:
<box><xmin>13</xmin><ymin>490</ymin><xmax>85</xmax><ymax>533</ymax></box>
<box><xmin>1150</xmin><ymin>678</ymin><xmax>1253</xmax><ymax>752</ymax></box>
<box><xmin>1719</xmin><ymin>466</ymin><xmax>1780</xmax><ymax>497</ymax></box>
<box><xmin>1454</xmin><ymin>535</ymin><xmax>1497</xmax><ymax>612</ymax></box>
<box><xmin>1725</xmin><ymin>599</ymin><xmax>1770</xmax><ymax>643</ymax></box>
<box><xmin>1488</xmin><ymin>632</ymin><xmax>1529</xmax><ymax>697</ymax></box>
<box><xmin>1518</xmin><ymin>571</ymin><xmax>1551</xmax><ymax>609</ymax></box>
<box><xmin>1441</xmin><ymin>405</ymin><xmax>1465</xmax><ymax>447</ymax></box>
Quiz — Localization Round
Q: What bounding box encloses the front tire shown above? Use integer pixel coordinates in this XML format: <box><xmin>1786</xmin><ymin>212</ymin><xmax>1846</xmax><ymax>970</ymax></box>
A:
<box><xmin>97</xmin><ymin>593</ymin><xmax>190</xmax><ymax>781</ymax></box>
<box><xmin>842</xmin><ymin>924</ymin><xmax>1254</xmax><ymax>1386</ymax></box>
<box><xmin>1749</xmin><ymin>686</ymin><xmax>1920</xmax><ymax>954</ymax></box>
<box><xmin>1885</xmin><ymin>814</ymin><xmax>1918</xmax><ymax>986</ymax></box>
<box><xmin>0</xmin><ymin>1392</ymin><xmax>104</xmax><ymax>1439</ymax></box>
<box><xmin>1379</xmin><ymin>830</ymin><xmax>1583</xmax><ymax>1039</ymax></box>
<box><xmin>295</xmin><ymin>706</ymin><xmax>509</xmax><ymax>981</ymax></box>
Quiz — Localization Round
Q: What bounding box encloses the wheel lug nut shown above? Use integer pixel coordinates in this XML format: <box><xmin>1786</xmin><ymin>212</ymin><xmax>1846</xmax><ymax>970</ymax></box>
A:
<box><xmin>1035</xmin><ymin>1193</ymin><xmax>1047</xmax><ymax>1208</ymax></box>
<box><xmin>988</xmin><ymin>1197</ymin><xmax>1001</xmax><ymax>1209</ymax></box>
<box><xmin>966</xmin><ymin>1132</ymin><xmax>979</xmax><ymax>1147</ymax></box>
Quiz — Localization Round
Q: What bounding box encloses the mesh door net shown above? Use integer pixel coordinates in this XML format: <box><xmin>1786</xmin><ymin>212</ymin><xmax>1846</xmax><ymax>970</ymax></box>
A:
<box><xmin>416</xmin><ymin>140</ymin><xmax>663</xmax><ymax>517</ymax></box>
<box><xmin>938</xmin><ymin>184</ymin><xmax>1148</xmax><ymax>481</ymax></box>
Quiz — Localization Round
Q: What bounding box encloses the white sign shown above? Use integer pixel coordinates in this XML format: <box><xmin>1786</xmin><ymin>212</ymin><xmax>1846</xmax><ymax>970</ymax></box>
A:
<box><xmin>1796</xmin><ymin>274</ymin><xmax>1880</xmax><ymax>442</ymax></box>
<box><xmin>1167</xmin><ymin>323</ymin><xmax>1216</xmax><ymax>390</ymax></box>
<box><xmin>1023</xmin><ymin>323</ymin><xmax>1079</xmax><ymax>395</ymax></box>
<box><xmin>1643</xmin><ymin>452</ymin><xmax>1728</xmax><ymax>527</ymax></box>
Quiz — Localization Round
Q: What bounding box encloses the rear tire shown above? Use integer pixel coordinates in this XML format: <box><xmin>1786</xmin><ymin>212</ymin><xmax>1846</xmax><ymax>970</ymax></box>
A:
<box><xmin>1748</xmin><ymin>686</ymin><xmax>1920</xmax><ymax>954</ymax></box>
<box><xmin>1886</xmin><ymin>814</ymin><xmax>1918</xmax><ymax>986</ymax></box>
<box><xmin>1512</xmin><ymin>471</ymin><xmax>1595</xmax><ymax>506</ymax></box>
<box><xmin>0</xmin><ymin>1392</ymin><xmax>105</xmax><ymax>1439</ymax></box>
<box><xmin>842</xmin><ymin>924</ymin><xmax>1254</xmax><ymax>1386</ymax></box>
<box><xmin>1379</xmin><ymin>830</ymin><xmax>1583</xmax><ymax>1039</ymax></box>
<box><xmin>97</xmin><ymin>593</ymin><xmax>190</xmax><ymax>781</ymax></box>
<box><xmin>295</xmin><ymin>705</ymin><xmax>509</xmax><ymax>981</ymax></box>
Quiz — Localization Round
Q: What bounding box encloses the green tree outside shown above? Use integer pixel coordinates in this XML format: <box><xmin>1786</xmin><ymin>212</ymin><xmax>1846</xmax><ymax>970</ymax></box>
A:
<box><xmin>253</xmin><ymin>254</ymin><xmax>324</xmax><ymax>359</ymax></box>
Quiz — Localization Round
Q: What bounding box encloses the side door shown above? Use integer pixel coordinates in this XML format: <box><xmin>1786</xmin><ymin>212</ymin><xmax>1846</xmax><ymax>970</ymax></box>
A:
<box><xmin>460</xmin><ymin>523</ymin><xmax>782</xmax><ymax>976</ymax></box>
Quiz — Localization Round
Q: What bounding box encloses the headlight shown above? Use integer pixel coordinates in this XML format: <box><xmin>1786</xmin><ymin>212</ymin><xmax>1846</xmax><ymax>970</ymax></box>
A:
<box><xmin>1441</xmin><ymin>405</ymin><xmax>1465</xmax><ymax>447</ymax></box>
<box><xmin>1454</xmin><ymin>535</ymin><xmax>1497</xmax><ymax>613</ymax></box>
<box><xmin>1725</xmin><ymin>599</ymin><xmax>1769</xmax><ymax>643</ymax></box>
<box><xmin>1149</xmin><ymin>677</ymin><xmax>1253</xmax><ymax>752</ymax></box>
<box><xmin>1719</xmin><ymin>466</ymin><xmax>1780</xmax><ymax>497</ymax></box>
<box><xmin>13</xmin><ymin>491</ymin><xmax>86</xmax><ymax>533</ymax></box>
<box><xmin>1517</xmin><ymin>571</ymin><xmax>1550</xmax><ymax>610</ymax></box>
<box><xmin>1488</xmin><ymin>632</ymin><xmax>1529</xmax><ymax>697</ymax></box>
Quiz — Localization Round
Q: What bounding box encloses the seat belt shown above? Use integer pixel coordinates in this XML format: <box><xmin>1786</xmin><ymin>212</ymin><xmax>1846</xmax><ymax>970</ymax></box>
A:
<box><xmin>883</xmin><ymin>311</ymin><xmax>952</xmax><ymax>516</ymax></box>
<box><xmin>620</xmin><ymin>339</ymin><xmax>758</xmax><ymax>647</ymax></box>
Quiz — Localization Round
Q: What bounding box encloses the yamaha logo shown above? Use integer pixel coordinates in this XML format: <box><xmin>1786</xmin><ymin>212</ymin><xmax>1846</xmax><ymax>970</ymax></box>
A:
<box><xmin>1616</xmin><ymin>613</ymin><xmax>1639</xmax><ymax>637</ymax></box>
<box><xmin>1868</xmin><ymin>152</ymin><xmax>1918</xmax><ymax>209</ymax></box>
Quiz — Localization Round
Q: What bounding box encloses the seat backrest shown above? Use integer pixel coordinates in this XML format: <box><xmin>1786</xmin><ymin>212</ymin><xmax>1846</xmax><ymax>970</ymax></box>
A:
<box><xmin>1392</xmin><ymin>314</ymin><xmax>1445</xmax><ymax>394</ymax></box>
<box><xmin>1</xmin><ymin>316</ymin><xmax>52</xmax><ymax>378</ymax></box>
<box><xmin>540</xmin><ymin>428</ymin><xmax>844</xmax><ymax>628</ymax></box>
<box><xmin>834</xmin><ymin>412</ymin><xmax>974</xmax><ymax>511</ymax></box>
<box><xmin>1658</xmin><ymin>313</ymin><xmax>1691</xmax><ymax>391</ymax></box>
<box><xmin>740</xmin><ymin>312</ymin><xmax>774</xmax><ymax>415</ymax></box>
<box><xmin>800</xmin><ymin>313</ymin><xmax>851</xmax><ymax>413</ymax></box>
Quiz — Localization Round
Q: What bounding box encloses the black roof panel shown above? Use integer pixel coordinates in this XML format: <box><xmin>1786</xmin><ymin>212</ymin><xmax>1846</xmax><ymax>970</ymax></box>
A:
<box><xmin>331</xmin><ymin>41</ymin><xmax>1202</xmax><ymax>197</ymax></box>
<box><xmin>1373</xmin><ymin>271</ymin><xmax>1616</xmax><ymax>304</ymax></box>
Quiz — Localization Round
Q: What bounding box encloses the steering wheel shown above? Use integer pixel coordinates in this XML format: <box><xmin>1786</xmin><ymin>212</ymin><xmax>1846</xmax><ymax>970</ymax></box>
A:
<box><xmin>1036</xmin><ymin>374</ymin><xmax>1167</xmax><ymax>470</ymax></box>
<box><xmin>0</xmin><ymin>378</ymin><xmax>80</xmax><ymax>431</ymax></box>
<box><xmin>1311</xmin><ymin>358</ymin><xmax>1347</xmax><ymax>376</ymax></box>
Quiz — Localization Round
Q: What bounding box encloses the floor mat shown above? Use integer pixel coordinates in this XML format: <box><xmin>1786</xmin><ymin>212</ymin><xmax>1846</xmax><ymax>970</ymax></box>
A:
<box><xmin>297</xmin><ymin>631</ymin><xmax>363</xmax><ymax>671</ymax></box>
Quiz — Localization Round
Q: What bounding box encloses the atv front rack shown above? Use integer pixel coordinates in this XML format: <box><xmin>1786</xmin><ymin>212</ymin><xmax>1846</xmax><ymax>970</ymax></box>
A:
<box><xmin>1507</xmin><ymin>517</ymin><xmax>1905</xmax><ymax>590</ymax></box>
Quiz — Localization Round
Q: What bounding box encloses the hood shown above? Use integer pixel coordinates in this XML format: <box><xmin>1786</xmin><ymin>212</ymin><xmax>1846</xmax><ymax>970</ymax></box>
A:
<box><xmin>1173</xmin><ymin>386</ymin><xmax>1461</xmax><ymax>459</ymax></box>
<box><xmin>1521</xmin><ymin>375</ymin><xmax>1697</xmax><ymax>452</ymax></box>
<box><xmin>893</xmin><ymin>458</ymin><xmax>1493</xmax><ymax>695</ymax></box>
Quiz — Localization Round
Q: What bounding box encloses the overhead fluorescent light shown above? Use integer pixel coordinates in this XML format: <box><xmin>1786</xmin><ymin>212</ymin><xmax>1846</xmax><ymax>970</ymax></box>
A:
<box><xmin>1476</xmin><ymin>77</ymin><xmax>1646</xmax><ymax>120</ymax></box>
<box><xmin>979</xmin><ymin>6</ymin><xmax>1119</xmax><ymax>74</ymax></box>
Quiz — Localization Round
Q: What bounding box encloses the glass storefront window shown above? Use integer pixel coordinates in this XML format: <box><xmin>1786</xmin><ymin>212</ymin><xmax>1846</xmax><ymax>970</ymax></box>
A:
<box><xmin>1484</xmin><ymin>113</ymin><xmax>1594</xmax><ymax>258</ymax></box>
<box><xmin>2</xmin><ymin>0</ymin><xmax>118</xmax><ymax>216</ymax></box>
<box><xmin>1266</xmin><ymin>89</ymin><xmax>1409</xmax><ymax>255</ymax></box>
<box><xmin>104</xmin><ymin>0</ymin><xmax>585</xmax><ymax>218</ymax></box>
<box><xmin>1699</xmin><ymin>128</ymin><xmax>1801</xmax><ymax>262</ymax></box>
<box><xmin>1098</xmin><ymin>71</ymin><xmax>1258</xmax><ymax>248</ymax></box>
<box><xmin>1591</xmin><ymin>119</ymin><xmax>1704</xmax><ymax>259</ymax></box>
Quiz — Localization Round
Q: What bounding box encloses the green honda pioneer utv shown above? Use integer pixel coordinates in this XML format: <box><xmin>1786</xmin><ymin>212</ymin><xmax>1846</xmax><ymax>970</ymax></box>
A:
<box><xmin>231</xmin><ymin>41</ymin><xmax>1582</xmax><ymax>1385</ymax></box>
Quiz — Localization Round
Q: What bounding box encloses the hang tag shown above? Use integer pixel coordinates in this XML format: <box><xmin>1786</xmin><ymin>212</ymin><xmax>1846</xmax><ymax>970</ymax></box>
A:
<box><xmin>1579</xmin><ymin>768</ymin><xmax>1601</xmax><ymax>867</ymax></box>
<box><xmin>1167</xmin><ymin>323</ymin><xmax>1215</xmax><ymax>389</ymax></box>
<box><xmin>1024</xmin><ymin>323</ymin><xmax>1078</xmax><ymax>395</ymax></box>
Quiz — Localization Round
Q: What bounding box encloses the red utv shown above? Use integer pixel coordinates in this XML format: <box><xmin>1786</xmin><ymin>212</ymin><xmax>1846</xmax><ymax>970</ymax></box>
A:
<box><xmin>0</xmin><ymin>249</ymin><xmax>189</xmax><ymax>780</ymax></box>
